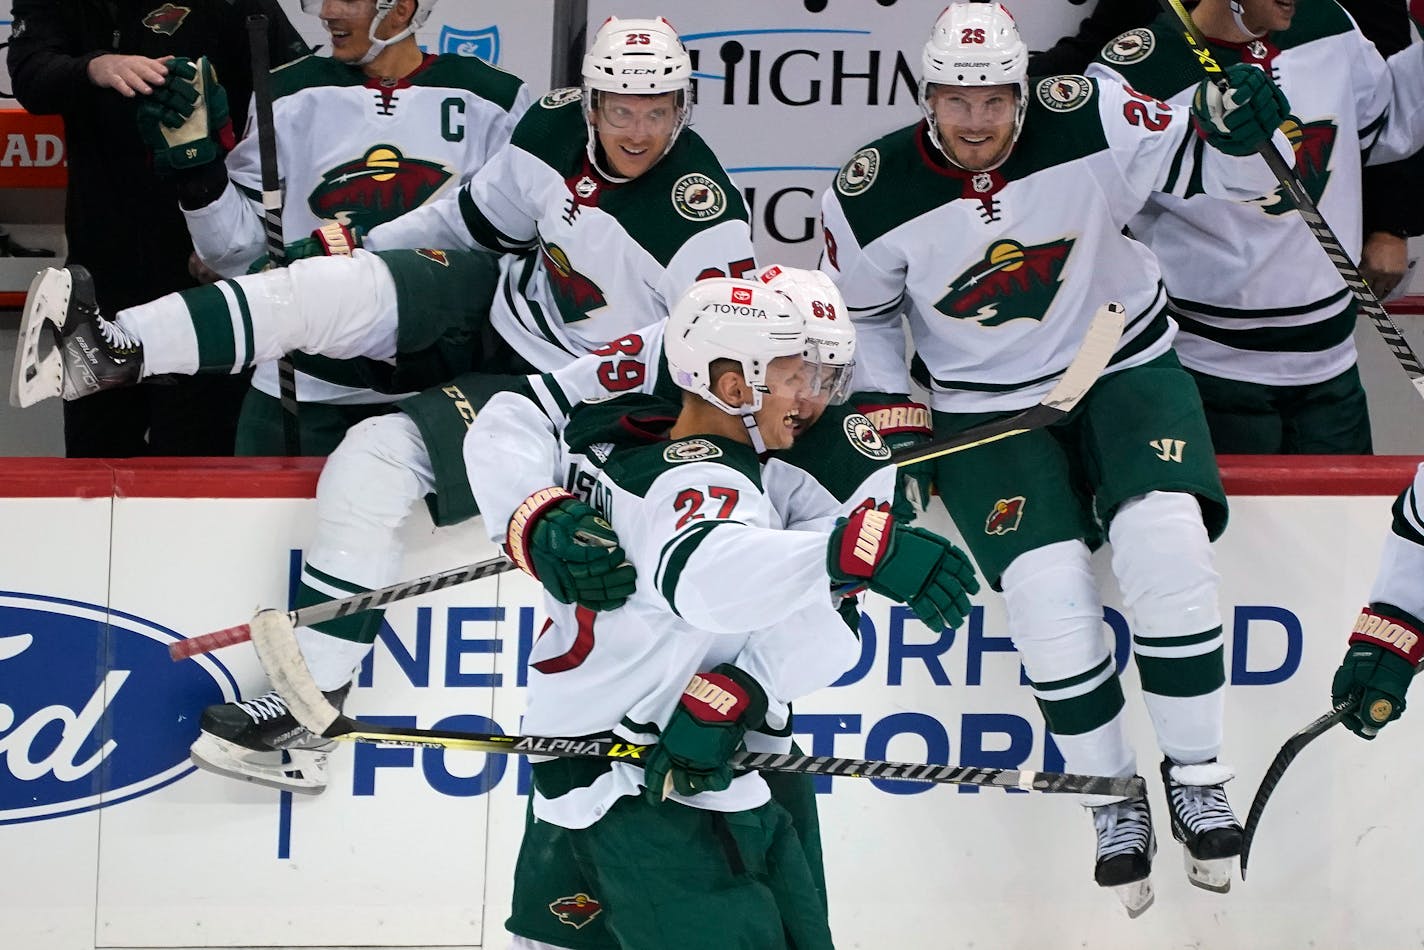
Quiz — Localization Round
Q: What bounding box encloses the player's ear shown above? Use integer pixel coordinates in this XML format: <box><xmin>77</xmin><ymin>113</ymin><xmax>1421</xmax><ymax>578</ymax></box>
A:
<box><xmin>712</xmin><ymin>368</ymin><xmax>750</xmax><ymax>409</ymax></box>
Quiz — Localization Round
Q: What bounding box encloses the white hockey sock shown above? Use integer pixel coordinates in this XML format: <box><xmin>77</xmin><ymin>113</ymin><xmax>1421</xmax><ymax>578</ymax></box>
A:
<box><xmin>118</xmin><ymin>251</ymin><xmax>399</xmax><ymax>377</ymax></box>
<box><xmin>298</xmin><ymin>414</ymin><xmax>436</xmax><ymax>691</ymax></box>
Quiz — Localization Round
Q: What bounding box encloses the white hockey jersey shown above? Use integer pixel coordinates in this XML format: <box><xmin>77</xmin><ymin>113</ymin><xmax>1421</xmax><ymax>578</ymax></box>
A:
<box><xmin>821</xmin><ymin>74</ymin><xmax>1288</xmax><ymax>414</ymax></box>
<box><xmin>364</xmin><ymin>89</ymin><xmax>757</xmax><ymax>372</ymax></box>
<box><xmin>1368</xmin><ymin>463</ymin><xmax>1424</xmax><ymax>621</ymax></box>
<box><xmin>185</xmin><ymin>52</ymin><xmax>531</xmax><ymax>404</ymax></box>
<box><xmin>1089</xmin><ymin>5</ymin><xmax>1424</xmax><ymax>385</ymax></box>
<box><xmin>464</xmin><ymin>325</ymin><xmax>901</xmax><ymax>827</ymax></box>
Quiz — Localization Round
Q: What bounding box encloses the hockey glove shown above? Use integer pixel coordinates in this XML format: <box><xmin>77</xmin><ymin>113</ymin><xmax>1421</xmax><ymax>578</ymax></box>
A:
<box><xmin>136</xmin><ymin>57</ymin><xmax>235</xmax><ymax>173</ymax></box>
<box><xmin>828</xmin><ymin>508</ymin><xmax>979</xmax><ymax>631</ymax></box>
<box><xmin>287</xmin><ymin>222</ymin><xmax>365</xmax><ymax>260</ymax></box>
<box><xmin>507</xmin><ymin>488</ymin><xmax>636</xmax><ymax>611</ymax></box>
<box><xmin>855</xmin><ymin>393</ymin><xmax>934</xmax><ymax>522</ymax></box>
<box><xmin>1331</xmin><ymin>606</ymin><xmax>1424</xmax><ymax>739</ymax></box>
<box><xmin>643</xmin><ymin>664</ymin><xmax>768</xmax><ymax>802</ymax></box>
<box><xmin>1191</xmin><ymin>63</ymin><xmax>1290</xmax><ymax>157</ymax></box>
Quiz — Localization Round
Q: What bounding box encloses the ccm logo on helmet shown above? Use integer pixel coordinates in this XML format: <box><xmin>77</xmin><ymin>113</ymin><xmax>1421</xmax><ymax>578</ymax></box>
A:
<box><xmin>731</xmin><ymin>287</ymin><xmax>754</xmax><ymax>304</ymax></box>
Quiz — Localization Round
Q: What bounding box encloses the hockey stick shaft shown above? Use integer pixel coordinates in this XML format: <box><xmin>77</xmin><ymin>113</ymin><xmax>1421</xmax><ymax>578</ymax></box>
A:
<box><xmin>1240</xmin><ymin>661</ymin><xmax>1422</xmax><ymax>876</ymax></box>
<box><xmin>168</xmin><ymin>554</ymin><xmax>516</xmax><ymax>661</ymax></box>
<box><xmin>246</xmin><ymin>14</ymin><xmax>301</xmax><ymax>453</ymax></box>
<box><xmin>1154</xmin><ymin>0</ymin><xmax>1424</xmax><ymax>399</ymax></box>
<box><xmin>239</xmin><ymin>573</ymin><xmax>1145</xmax><ymax>798</ymax></box>
<box><xmin>323</xmin><ymin>717</ymin><xmax>1145</xmax><ymax>797</ymax></box>
<box><xmin>892</xmin><ymin>301</ymin><xmax>1125</xmax><ymax>467</ymax></box>
<box><xmin>1238</xmin><ymin>698</ymin><xmax>1351</xmax><ymax>878</ymax></box>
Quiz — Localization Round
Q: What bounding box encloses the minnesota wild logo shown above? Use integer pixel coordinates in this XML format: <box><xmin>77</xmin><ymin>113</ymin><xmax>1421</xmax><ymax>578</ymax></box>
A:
<box><xmin>307</xmin><ymin>145</ymin><xmax>452</xmax><ymax>230</ymax></box>
<box><xmin>934</xmin><ymin>238</ymin><xmax>1074</xmax><ymax>326</ymax></box>
<box><xmin>542</xmin><ymin>240</ymin><xmax>607</xmax><ymax>323</ymax></box>
<box><xmin>1254</xmin><ymin>118</ymin><xmax>1334</xmax><ymax>217</ymax></box>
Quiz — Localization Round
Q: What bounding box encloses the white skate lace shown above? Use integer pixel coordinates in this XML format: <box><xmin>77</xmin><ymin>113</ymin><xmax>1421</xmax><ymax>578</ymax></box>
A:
<box><xmin>1167</xmin><ymin>783</ymin><xmax>1239</xmax><ymax>834</ymax></box>
<box><xmin>95</xmin><ymin>316</ymin><xmax>140</xmax><ymax>355</ymax></box>
<box><xmin>236</xmin><ymin>691</ymin><xmax>291</xmax><ymax>724</ymax></box>
<box><xmin>1095</xmin><ymin>800</ymin><xmax>1153</xmax><ymax>861</ymax></box>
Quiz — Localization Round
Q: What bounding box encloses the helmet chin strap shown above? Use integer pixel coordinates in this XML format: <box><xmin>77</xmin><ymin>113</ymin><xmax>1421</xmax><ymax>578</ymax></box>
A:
<box><xmin>1228</xmin><ymin>0</ymin><xmax>1267</xmax><ymax>39</ymax></box>
<box><xmin>741</xmin><ymin>412</ymin><xmax>768</xmax><ymax>454</ymax></box>
<box><xmin>355</xmin><ymin>8</ymin><xmax>417</xmax><ymax>66</ymax></box>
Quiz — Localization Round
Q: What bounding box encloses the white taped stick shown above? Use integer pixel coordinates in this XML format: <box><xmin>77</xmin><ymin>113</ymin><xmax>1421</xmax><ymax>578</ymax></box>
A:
<box><xmin>248</xmin><ymin>609</ymin><xmax>342</xmax><ymax>735</ymax></box>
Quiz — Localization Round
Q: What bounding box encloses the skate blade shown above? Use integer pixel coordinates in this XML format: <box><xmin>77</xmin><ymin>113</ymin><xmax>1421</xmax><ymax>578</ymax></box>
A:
<box><xmin>1115</xmin><ymin>878</ymin><xmax>1155</xmax><ymax>918</ymax></box>
<box><xmin>1184</xmin><ymin>852</ymin><xmax>1234</xmax><ymax>893</ymax></box>
<box><xmin>9</xmin><ymin>267</ymin><xmax>69</xmax><ymax>408</ymax></box>
<box><xmin>189</xmin><ymin>735</ymin><xmax>328</xmax><ymax>795</ymax></box>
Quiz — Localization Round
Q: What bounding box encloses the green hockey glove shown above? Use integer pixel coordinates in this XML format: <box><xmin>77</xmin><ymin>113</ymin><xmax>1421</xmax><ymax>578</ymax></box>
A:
<box><xmin>855</xmin><ymin>392</ymin><xmax>933</xmax><ymax>522</ymax></box>
<box><xmin>507</xmin><ymin>488</ymin><xmax>636</xmax><ymax>611</ymax></box>
<box><xmin>285</xmin><ymin>222</ymin><xmax>365</xmax><ymax>261</ymax></box>
<box><xmin>137</xmin><ymin>57</ymin><xmax>234</xmax><ymax>173</ymax></box>
<box><xmin>828</xmin><ymin>508</ymin><xmax>979</xmax><ymax>631</ymax></box>
<box><xmin>1331</xmin><ymin>607</ymin><xmax>1423</xmax><ymax>739</ymax></box>
<box><xmin>1191</xmin><ymin>63</ymin><xmax>1290</xmax><ymax>157</ymax></box>
<box><xmin>643</xmin><ymin>664</ymin><xmax>768</xmax><ymax>802</ymax></box>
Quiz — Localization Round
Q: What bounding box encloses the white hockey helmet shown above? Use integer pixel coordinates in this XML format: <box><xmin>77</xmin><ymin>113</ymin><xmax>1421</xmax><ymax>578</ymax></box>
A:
<box><xmin>920</xmin><ymin>2</ymin><xmax>1030</xmax><ymax>167</ymax></box>
<box><xmin>301</xmin><ymin>0</ymin><xmax>436</xmax><ymax>67</ymax></box>
<box><xmin>755</xmin><ymin>265</ymin><xmax>856</xmax><ymax>406</ymax></box>
<box><xmin>665</xmin><ymin>277</ymin><xmax>806</xmax><ymax>416</ymax></box>
<box><xmin>581</xmin><ymin>16</ymin><xmax>694</xmax><ymax>181</ymax></box>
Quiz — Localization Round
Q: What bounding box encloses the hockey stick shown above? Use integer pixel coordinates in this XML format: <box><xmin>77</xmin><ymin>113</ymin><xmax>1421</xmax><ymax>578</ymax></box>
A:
<box><xmin>246</xmin><ymin>14</ymin><xmax>302</xmax><ymax>454</ymax></box>
<box><xmin>1240</xmin><ymin>662</ymin><xmax>1416</xmax><ymax>877</ymax></box>
<box><xmin>243</xmin><ymin>610</ymin><xmax>1144</xmax><ymax>797</ymax></box>
<box><xmin>892</xmin><ymin>301</ymin><xmax>1125</xmax><ymax>467</ymax></box>
<box><xmin>1153</xmin><ymin>0</ymin><xmax>1424</xmax><ymax>400</ymax></box>
<box><xmin>1238</xmin><ymin>698</ymin><xmax>1351</xmax><ymax>878</ymax></box>
<box><xmin>168</xmin><ymin>554</ymin><xmax>516</xmax><ymax>661</ymax></box>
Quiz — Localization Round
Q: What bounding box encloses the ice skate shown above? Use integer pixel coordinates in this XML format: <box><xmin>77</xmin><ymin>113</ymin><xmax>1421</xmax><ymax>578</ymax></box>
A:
<box><xmin>10</xmin><ymin>265</ymin><xmax>142</xmax><ymax>408</ymax></box>
<box><xmin>1161</xmin><ymin>758</ymin><xmax>1243</xmax><ymax>893</ymax></box>
<box><xmin>189</xmin><ymin>685</ymin><xmax>350</xmax><ymax>795</ymax></box>
<box><xmin>1091</xmin><ymin>794</ymin><xmax>1156</xmax><ymax>918</ymax></box>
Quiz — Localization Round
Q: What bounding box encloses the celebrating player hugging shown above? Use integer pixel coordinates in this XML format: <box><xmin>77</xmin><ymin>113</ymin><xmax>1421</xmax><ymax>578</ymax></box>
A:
<box><xmin>465</xmin><ymin>275</ymin><xmax>977</xmax><ymax>949</ymax></box>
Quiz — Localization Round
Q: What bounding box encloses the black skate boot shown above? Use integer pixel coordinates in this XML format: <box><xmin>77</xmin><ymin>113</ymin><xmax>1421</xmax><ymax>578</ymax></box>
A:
<box><xmin>1161</xmin><ymin>758</ymin><xmax>1243</xmax><ymax>893</ymax></box>
<box><xmin>189</xmin><ymin>684</ymin><xmax>351</xmax><ymax>795</ymax></box>
<box><xmin>10</xmin><ymin>265</ymin><xmax>142</xmax><ymax>408</ymax></box>
<box><xmin>1091</xmin><ymin>794</ymin><xmax>1156</xmax><ymax>918</ymax></box>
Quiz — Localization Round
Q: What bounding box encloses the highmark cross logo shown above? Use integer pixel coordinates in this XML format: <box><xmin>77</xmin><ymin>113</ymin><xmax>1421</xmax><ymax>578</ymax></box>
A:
<box><xmin>0</xmin><ymin>592</ymin><xmax>237</xmax><ymax>824</ymax></box>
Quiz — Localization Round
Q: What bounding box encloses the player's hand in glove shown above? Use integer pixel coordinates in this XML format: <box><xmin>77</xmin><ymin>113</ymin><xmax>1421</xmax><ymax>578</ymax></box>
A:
<box><xmin>1191</xmin><ymin>63</ymin><xmax>1290</xmax><ymax>157</ymax></box>
<box><xmin>643</xmin><ymin>664</ymin><xmax>768</xmax><ymax>802</ymax></box>
<box><xmin>856</xmin><ymin>393</ymin><xmax>934</xmax><ymax>522</ymax></box>
<box><xmin>136</xmin><ymin>56</ymin><xmax>234</xmax><ymax>173</ymax></box>
<box><xmin>286</xmin><ymin>222</ymin><xmax>365</xmax><ymax>260</ymax></box>
<box><xmin>1331</xmin><ymin>606</ymin><xmax>1423</xmax><ymax>739</ymax></box>
<box><xmin>827</xmin><ymin>508</ymin><xmax>979</xmax><ymax>631</ymax></box>
<box><xmin>506</xmin><ymin>488</ymin><xmax>636</xmax><ymax>611</ymax></box>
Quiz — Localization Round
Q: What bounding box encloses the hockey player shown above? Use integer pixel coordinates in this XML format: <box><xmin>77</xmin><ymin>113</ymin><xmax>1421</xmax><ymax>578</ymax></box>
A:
<box><xmin>1088</xmin><ymin>0</ymin><xmax>1424</xmax><ymax>453</ymax></box>
<box><xmin>135</xmin><ymin>0</ymin><xmax>531</xmax><ymax>454</ymax></box>
<box><xmin>9</xmin><ymin>16</ymin><xmax>756</xmax><ymax>795</ymax></box>
<box><xmin>465</xmin><ymin>276</ymin><xmax>976</xmax><ymax>949</ymax></box>
<box><xmin>1331</xmin><ymin>462</ymin><xmax>1424</xmax><ymax>740</ymax></box>
<box><xmin>820</xmin><ymin>0</ymin><xmax>1293</xmax><ymax>915</ymax></box>
<box><xmin>470</xmin><ymin>265</ymin><xmax>919</xmax><ymax>949</ymax></box>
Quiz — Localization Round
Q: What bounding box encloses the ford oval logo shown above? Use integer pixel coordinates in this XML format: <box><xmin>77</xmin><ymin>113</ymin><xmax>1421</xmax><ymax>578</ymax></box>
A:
<box><xmin>0</xmin><ymin>592</ymin><xmax>238</xmax><ymax>824</ymax></box>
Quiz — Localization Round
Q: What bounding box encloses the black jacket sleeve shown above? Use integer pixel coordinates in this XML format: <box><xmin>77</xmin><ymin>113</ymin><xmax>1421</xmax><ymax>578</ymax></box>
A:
<box><xmin>1028</xmin><ymin>0</ymin><xmax>1163</xmax><ymax>76</ymax></box>
<box><xmin>1340</xmin><ymin>0</ymin><xmax>1424</xmax><ymax>237</ymax></box>
<box><xmin>6</xmin><ymin>0</ymin><xmax>103</xmax><ymax>115</ymax></box>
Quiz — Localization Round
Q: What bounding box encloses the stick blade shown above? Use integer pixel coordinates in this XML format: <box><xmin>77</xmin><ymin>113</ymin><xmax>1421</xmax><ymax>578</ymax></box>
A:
<box><xmin>1040</xmin><ymin>301</ymin><xmax>1125</xmax><ymax>414</ymax></box>
<box><xmin>248</xmin><ymin>609</ymin><xmax>341</xmax><ymax>736</ymax></box>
